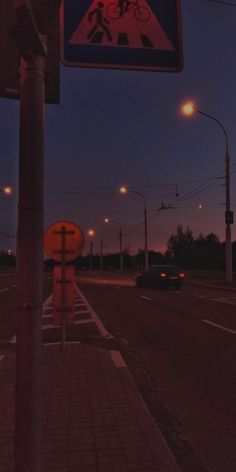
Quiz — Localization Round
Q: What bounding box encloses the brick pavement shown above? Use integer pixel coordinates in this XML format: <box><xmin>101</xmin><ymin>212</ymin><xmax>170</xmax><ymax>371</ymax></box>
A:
<box><xmin>0</xmin><ymin>343</ymin><xmax>180</xmax><ymax>471</ymax></box>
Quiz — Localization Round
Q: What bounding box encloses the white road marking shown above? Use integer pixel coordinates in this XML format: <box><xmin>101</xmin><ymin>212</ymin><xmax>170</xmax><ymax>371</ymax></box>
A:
<box><xmin>42</xmin><ymin>324</ymin><xmax>54</xmax><ymax>330</ymax></box>
<box><xmin>43</xmin><ymin>293</ymin><xmax>53</xmax><ymax>309</ymax></box>
<box><xmin>44</xmin><ymin>341</ymin><xmax>81</xmax><ymax>346</ymax></box>
<box><xmin>210</xmin><ymin>298</ymin><xmax>236</xmax><ymax>305</ymax></box>
<box><xmin>75</xmin><ymin>285</ymin><xmax>113</xmax><ymax>338</ymax></box>
<box><xmin>141</xmin><ymin>296</ymin><xmax>152</xmax><ymax>301</ymax></box>
<box><xmin>110</xmin><ymin>351</ymin><xmax>126</xmax><ymax>368</ymax></box>
<box><xmin>203</xmin><ymin>319</ymin><xmax>236</xmax><ymax>335</ymax></box>
<box><xmin>75</xmin><ymin>310</ymin><xmax>90</xmax><ymax>315</ymax></box>
<box><xmin>0</xmin><ymin>355</ymin><xmax>5</xmax><ymax>363</ymax></box>
<box><xmin>74</xmin><ymin>319</ymin><xmax>94</xmax><ymax>325</ymax></box>
<box><xmin>0</xmin><ymin>288</ymin><xmax>9</xmax><ymax>293</ymax></box>
<box><xmin>115</xmin><ymin>286</ymin><xmax>121</xmax><ymax>289</ymax></box>
<box><xmin>196</xmin><ymin>295</ymin><xmax>207</xmax><ymax>299</ymax></box>
<box><xmin>12</xmin><ymin>284</ymin><xmax>17</xmax><ymax>288</ymax></box>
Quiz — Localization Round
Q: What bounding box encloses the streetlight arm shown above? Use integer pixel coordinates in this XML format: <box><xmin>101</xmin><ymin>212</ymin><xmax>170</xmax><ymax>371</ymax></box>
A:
<box><xmin>129</xmin><ymin>189</ymin><xmax>147</xmax><ymax>208</ymax></box>
<box><xmin>109</xmin><ymin>220</ymin><xmax>122</xmax><ymax>231</ymax></box>
<box><xmin>197</xmin><ymin>109</ymin><xmax>229</xmax><ymax>152</ymax></box>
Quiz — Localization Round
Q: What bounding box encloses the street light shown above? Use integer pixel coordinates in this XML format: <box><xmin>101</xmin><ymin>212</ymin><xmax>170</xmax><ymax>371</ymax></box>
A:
<box><xmin>104</xmin><ymin>217</ymin><xmax>123</xmax><ymax>271</ymax></box>
<box><xmin>88</xmin><ymin>229</ymin><xmax>95</xmax><ymax>271</ymax></box>
<box><xmin>119</xmin><ymin>186</ymin><xmax>148</xmax><ymax>270</ymax></box>
<box><xmin>181</xmin><ymin>101</ymin><xmax>232</xmax><ymax>282</ymax></box>
<box><xmin>1</xmin><ymin>186</ymin><xmax>12</xmax><ymax>195</ymax></box>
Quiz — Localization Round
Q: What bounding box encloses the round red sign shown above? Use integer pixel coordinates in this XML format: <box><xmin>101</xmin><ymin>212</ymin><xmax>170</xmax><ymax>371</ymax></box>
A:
<box><xmin>44</xmin><ymin>221</ymin><xmax>85</xmax><ymax>262</ymax></box>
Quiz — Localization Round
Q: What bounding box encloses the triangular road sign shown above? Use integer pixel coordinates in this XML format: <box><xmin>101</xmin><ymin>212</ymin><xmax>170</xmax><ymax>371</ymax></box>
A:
<box><xmin>61</xmin><ymin>0</ymin><xmax>183</xmax><ymax>72</ymax></box>
<box><xmin>69</xmin><ymin>0</ymin><xmax>174</xmax><ymax>51</ymax></box>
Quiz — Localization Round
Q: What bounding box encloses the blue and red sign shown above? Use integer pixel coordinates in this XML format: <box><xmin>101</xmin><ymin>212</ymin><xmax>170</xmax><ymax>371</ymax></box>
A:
<box><xmin>61</xmin><ymin>0</ymin><xmax>183</xmax><ymax>71</ymax></box>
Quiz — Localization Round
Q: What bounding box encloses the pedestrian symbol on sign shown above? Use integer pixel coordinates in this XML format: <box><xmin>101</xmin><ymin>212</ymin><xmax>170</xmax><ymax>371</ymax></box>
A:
<box><xmin>69</xmin><ymin>0</ymin><xmax>174</xmax><ymax>50</ymax></box>
<box><xmin>87</xmin><ymin>2</ymin><xmax>112</xmax><ymax>42</ymax></box>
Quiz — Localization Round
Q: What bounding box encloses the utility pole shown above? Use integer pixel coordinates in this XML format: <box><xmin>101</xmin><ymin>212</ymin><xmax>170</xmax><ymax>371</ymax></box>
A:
<box><xmin>119</xmin><ymin>226</ymin><xmax>123</xmax><ymax>272</ymax></box>
<box><xmin>90</xmin><ymin>240</ymin><xmax>93</xmax><ymax>270</ymax></box>
<box><xmin>100</xmin><ymin>239</ymin><xmax>103</xmax><ymax>270</ymax></box>
<box><xmin>10</xmin><ymin>2</ymin><xmax>60</xmax><ymax>470</ymax></box>
<box><xmin>181</xmin><ymin>102</ymin><xmax>233</xmax><ymax>283</ymax></box>
<box><xmin>16</xmin><ymin>49</ymin><xmax>45</xmax><ymax>472</ymax></box>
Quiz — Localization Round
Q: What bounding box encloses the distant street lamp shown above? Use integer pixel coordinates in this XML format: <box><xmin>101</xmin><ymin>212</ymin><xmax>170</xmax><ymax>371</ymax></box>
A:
<box><xmin>88</xmin><ymin>229</ymin><xmax>95</xmax><ymax>271</ymax></box>
<box><xmin>104</xmin><ymin>218</ymin><xmax>123</xmax><ymax>271</ymax></box>
<box><xmin>120</xmin><ymin>186</ymin><xmax>148</xmax><ymax>270</ymax></box>
<box><xmin>1</xmin><ymin>186</ymin><xmax>12</xmax><ymax>195</ymax></box>
<box><xmin>181</xmin><ymin>101</ymin><xmax>232</xmax><ymax>282</ymax></box>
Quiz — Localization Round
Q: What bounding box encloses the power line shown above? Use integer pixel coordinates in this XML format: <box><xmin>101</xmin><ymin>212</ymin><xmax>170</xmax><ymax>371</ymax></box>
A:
<box><xmin>207</xmin><ymin>0</ymin><xmax>236</xmax><ymax>6</ymax></box>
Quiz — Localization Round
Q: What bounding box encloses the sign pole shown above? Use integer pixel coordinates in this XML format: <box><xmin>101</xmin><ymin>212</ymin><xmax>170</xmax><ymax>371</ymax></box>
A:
<box><xmin>61</xmin><ymin>226</ymin><xmax>66</xmax><ymax>350</ymax></box>
<box><xmin>15</xmin><ymin>51</ymin><xmax>45</xmax><ymax>471</ymax></box>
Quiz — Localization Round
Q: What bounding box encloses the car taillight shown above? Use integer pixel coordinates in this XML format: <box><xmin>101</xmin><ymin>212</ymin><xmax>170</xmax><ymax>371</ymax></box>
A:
<box><xmin>160</xmin><ymin>272</ymin><xmax>167</xmax><ymax>278</ymax></box>
<box><xmin>179</xmin><ymin>273</ymin><xmax>185</xmax><ymax>278</ymax></box>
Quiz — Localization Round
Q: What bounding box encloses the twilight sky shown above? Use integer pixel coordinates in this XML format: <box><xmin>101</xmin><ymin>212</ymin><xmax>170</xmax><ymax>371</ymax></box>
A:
<box><xmin>0</xmin><ymin>0</ymin><xmax>236</xmax><ymax>257</ymax></box>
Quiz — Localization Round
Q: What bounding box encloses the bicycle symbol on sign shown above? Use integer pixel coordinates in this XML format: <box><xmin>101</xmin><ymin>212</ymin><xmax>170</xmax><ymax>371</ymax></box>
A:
<box><xmin>106</xmin><ymin>0</ymin><xmax>150</xmax><ymax>22</ymax></box>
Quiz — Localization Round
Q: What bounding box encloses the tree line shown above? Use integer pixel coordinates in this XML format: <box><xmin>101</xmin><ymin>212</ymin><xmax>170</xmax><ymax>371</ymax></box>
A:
<box><xmin>2</xmin><ymin>225</ymin><xmax>236</xmax><ymax>270</ymax></box>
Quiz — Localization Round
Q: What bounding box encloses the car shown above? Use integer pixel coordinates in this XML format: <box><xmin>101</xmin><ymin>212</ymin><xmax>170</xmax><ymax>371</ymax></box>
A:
<box><xmin>135</xmin><ymin>265</ymin><xmax>184</xmax><ymax>290</ymax></box>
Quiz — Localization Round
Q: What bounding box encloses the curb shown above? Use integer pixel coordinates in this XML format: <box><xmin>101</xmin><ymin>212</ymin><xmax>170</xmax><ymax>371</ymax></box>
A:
<box><xmin>110</xmin><ymin>350</ymin><xmax>181</xmax><ymax>471</ymax></box>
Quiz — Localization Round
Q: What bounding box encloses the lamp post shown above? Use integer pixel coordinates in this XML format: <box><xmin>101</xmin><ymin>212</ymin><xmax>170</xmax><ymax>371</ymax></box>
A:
<box><xmin>104</xmin><ymin>218</ymin><xmax>123</xmax><ymax>271</ymax></box>
<box><xmin>120</xmin><ymin>186</ymin><xmax>148</xmax><ymax>270</ymax></box>
<box><xmin>88</xmin><ymin>229</ymin><xmax>95</xmax><ymax>271</ymax></box>
<box><xmin>181</xmin><ymin>101</ymin><xmax>233</xmax><ymax>282</ymax></box>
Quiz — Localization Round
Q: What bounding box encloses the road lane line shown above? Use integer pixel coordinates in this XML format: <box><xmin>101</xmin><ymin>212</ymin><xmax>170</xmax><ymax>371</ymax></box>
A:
<box><xmin>0</xmin><ymin>355</ymin><xmax>5</xmax><ymax>363</ymax></box>
<box><xmin>196</xmin><ymin>295</ymin><xmax>207</xmax><ymax>299</ymax></box>
<box><xmin>203</xmin><ymin>319</ymin><xmax>236</xmax><ymax>335</ymax></box>
<box><xmin>0</xmin><ymin>288</ymin><xmax>9</xmax><ymax>293</ymax></box>
<box><xmin>210</xmin><ymin>298</ymin><xmax>236</xmax><ymax>305</ymax></box>
<box><xmin>11</xmin><ymin>284</ymin><xmax>17</xmax><ymax>288</ymax></box>
<box><xmin>141</xmin><ymin>296</ymin><xmax>152</xmax><ymax>301</ymax></box>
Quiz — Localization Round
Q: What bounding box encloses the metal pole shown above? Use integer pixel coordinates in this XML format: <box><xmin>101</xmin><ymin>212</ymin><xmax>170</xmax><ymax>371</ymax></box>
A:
<box><xmin>225</xmin><ymin>147</ymin><xmax>232</xmax><ymax>282</ymax></box>
<box><xmin>15</xmin><ymin>53</ymin><xmax>45</xmax><ymax>472</ymax></box>
<box><xmin>90</xmin><ymin>240</ymin><xmax>93</xmax><ymax>270</ymax></box>
<box><xmin>100</xmin><ymin>239</ymin><xmax>103</xmax><ymax>270</ymax></box>
<box><xmin>144</xmin><ymin>204</ymin><xmax>148</xmax><ymax>270</ymax></box>
<box><xmin>119</xmin><ymin>227</ymin><xmax>123</xmax><ymax>271</ymax></box>
<box><xmin>198</xmin><ymin>110</ymin><xmax>232</xmax><ymax>282</ymax></box>
<box><xmin>61</xmin><ymin>226</ymin><xmax>66</xmax><ymax>351</ymax></box>
<box><xmin>129</xmin><ymin>190</ymin><xmax>148</xmax><ymax>270</ymax></box>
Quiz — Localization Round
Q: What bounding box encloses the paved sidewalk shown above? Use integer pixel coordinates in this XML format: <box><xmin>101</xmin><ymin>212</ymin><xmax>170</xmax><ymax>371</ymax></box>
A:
<box><xmin>0</xmin><ymin>343</ymin><xmax>180</xmax><ymax>472</ymax></box>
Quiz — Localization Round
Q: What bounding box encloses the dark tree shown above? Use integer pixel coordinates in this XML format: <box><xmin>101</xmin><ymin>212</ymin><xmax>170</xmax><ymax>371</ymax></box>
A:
<box><xmin>166</xmin><ymin>225</ymin><xmax>194</xmax><ymax>267</ymax></box>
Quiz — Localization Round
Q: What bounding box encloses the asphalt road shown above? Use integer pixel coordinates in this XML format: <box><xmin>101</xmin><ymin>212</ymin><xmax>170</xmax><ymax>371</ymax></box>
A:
<box><xmin>0</xmin><ymin>271</ymin><xmax>235</xmax><ymax>471</ymax></box>
<box><xmin>75</xmin><ymin>272</ymin><xmax>236</xmax><ymax>472</ymax></box>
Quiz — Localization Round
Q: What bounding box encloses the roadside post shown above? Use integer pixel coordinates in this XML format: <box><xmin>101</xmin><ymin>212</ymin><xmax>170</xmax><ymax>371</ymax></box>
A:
<box><xmin>13</xmin><ymin>3</ymin><xmax>46</xmax><ymax>471</ymax></box>
<box><xmin>0</xmin><ymin>1</ymin><xmax>60</xmax><ymax>470</ymax></box>
<box><xmin>44</xmin><ymin>221</ymin><xmax>85</xmax><ymax>350</ymax></box>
